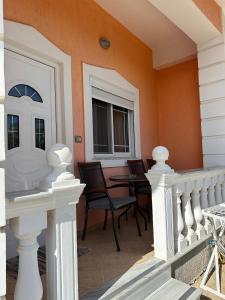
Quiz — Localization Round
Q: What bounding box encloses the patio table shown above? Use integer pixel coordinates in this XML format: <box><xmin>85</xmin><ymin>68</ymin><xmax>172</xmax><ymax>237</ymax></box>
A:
<box><xmin>109</xmin><ymin>174</ymin><xmax>149</xmax><ymax>230</ymax></box>
<box><xmin>109</xmin><ymin>174</ymin><xmax>148</xmax><ymax>184</ymax></box>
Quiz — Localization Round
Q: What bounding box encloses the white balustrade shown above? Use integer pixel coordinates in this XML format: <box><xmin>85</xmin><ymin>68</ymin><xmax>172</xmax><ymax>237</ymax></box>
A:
<box><xmin>174</xmin><ymin>186</ymin><xmax>187</xmax><ymax>252</ymax></box>
<box><xmin>192</xmin><ymin>180</ymin><xmax>205</xmax><ymax>239</ymax></box>
<box><xmin>6</xmin><ymin>144</ymin><xmax>85</xmax><ymax>300</ymax></box>
<box><xmin>146</xmin><ymin>146</ymin><xmax>225</xmax><ymax>261</ymax></box>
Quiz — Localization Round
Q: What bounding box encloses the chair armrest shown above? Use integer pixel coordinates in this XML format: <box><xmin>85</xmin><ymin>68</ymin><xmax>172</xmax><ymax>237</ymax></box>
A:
<box><xmin>107</xmin><ymin>183</ymin><xmax>129</xmax><ymax>189</ymax></box>
<box><xmin>82</xmin><ymin>188</ymin><xmax>106</xmax><ymax>195</ymax></box>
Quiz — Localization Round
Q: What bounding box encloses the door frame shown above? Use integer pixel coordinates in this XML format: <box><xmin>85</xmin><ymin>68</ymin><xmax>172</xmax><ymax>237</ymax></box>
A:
<box><xmin>4</xmin><ymin>20</ymin><xmax>74</xmax><ymax>166</ymax></box>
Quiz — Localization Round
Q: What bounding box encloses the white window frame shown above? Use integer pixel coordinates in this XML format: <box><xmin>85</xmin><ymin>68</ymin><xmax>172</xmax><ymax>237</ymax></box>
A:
<box><xmin>83</xmin><ymin>63</ymin><xmax>141</xmax><ymax>167</ymax></box>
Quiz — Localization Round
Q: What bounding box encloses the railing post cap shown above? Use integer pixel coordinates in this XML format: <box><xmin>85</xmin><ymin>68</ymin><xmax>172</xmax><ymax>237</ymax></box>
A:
<box><xmin>150</xmin><ymin>146</ymin><xmax>173</xmax><ymax>173</ymax></box>
<box><xmin>39</xmin><ymin>143</ymin><xmax>76</xmax><ymax>191</ymax></box>
<box><xmin>152</xmin><ymin>146</ymin><xmax>169</xmax><ymax>161</ymax></box>
<box><xmin>47</xmin><ymin>143</ymin><xmax>72</xmax><ymax>167</ymax></box>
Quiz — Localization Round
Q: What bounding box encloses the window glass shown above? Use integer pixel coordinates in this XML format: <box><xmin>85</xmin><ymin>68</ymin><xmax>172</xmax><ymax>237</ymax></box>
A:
<box><xmin>35</xmin><ymin>118</ymin><xmax>45</xmax><ymax>150</ymax></box>
<box><xmin>92</xmin><ymin>98</ymin><xmax>111</xmax><ymax>153</ymax></box>
<box><xmin>113</xmin><ymin>105</ymin><xmax>129</xmax><ymax>153</ymax></box>
<box><xmin>7</xmin><ymin>114</ymin><xmax>19</xmax><ymax>150</ymax></box>
<box><xmin>8</xmin><ymin>84</ymin><xmax>43</xmax><ymax>103</ymax></box>
<box><xmin>92</xmin><ymin>99</ymin><xmax>131</xmax><ymax>155</ymax></box>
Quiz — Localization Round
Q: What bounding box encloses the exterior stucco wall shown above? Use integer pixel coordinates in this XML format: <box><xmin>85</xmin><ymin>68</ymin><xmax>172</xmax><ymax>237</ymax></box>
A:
<box><xmin>156</xmin><ymin>59</ymin><xmax>203</xmax><ymax>170</ymax></box>
<box><xmin>4</xmin><ymin>0</ymin><xmax>204</xmax><ymax>231</ymax></box>
<box><xmin>4</xmin><ymin>0</ymin><xmax>159</xmax><ymax>230</ymax></box>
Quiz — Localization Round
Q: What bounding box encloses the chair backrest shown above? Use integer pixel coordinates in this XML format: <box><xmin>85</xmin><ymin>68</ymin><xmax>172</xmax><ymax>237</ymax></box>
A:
<box><xmin>127</xmin><ymin>159</ymin><xmax>146</xmax><ymax>175</ymax></box>
<box><xmin>78</xmin><ymin>162</ymin><xmax>107</xmax><ymax>202</ymax></box>
<box><xmin>146</xmin><ymin>158</ymin><xmax>156</xmax><ymax>170</ymax></box>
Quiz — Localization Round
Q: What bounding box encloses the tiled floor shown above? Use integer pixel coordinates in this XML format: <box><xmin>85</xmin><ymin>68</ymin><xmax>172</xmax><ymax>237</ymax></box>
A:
<box><xmin>6</xmin><ymin>214</ymin><xmax>225</xmax><ymax>300</ymax></box>
<box><xmin>78</xmin><ymin>215</ymin><xmax>154</xmax><ymax>296</ymax></box>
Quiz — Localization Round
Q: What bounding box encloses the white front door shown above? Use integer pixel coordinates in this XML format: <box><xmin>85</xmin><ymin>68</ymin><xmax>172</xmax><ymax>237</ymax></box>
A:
<box><xmin>4</xmin><ymin>49</ymin><xmax>56</xmax><ymax>192</ymax></box>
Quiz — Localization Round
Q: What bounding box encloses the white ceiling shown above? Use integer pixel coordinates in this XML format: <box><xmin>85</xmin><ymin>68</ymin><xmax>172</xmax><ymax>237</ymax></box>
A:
<box><xmin>95</xmin><ymin>0</ymin><xmax>197</xmax><ymax>69</ymax></box>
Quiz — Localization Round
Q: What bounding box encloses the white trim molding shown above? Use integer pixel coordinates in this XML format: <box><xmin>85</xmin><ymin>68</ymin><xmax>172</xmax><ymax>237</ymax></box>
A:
<box><xmin>83</xmin><ymin>63</ymin><xmax>141</xmax><ymax>167</ymax></box>
<box><xmin>197</xmin><ymin>32</ymin><xmax>225</xmax><ymax>167</ymax></box>
<box><xmin>0</xmin><ymin>1</ymin><xmax>6</xmax><ymax>298</ymax></box>
<box><xmin>4</xmin><ymin>20</ymin><xmax>74</xmax><ymax>162</ymax></box>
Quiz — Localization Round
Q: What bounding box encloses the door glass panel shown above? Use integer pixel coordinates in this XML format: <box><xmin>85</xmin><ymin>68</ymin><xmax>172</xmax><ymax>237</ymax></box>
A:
<box><xmin>8</xmin><ymin>84</ymin><xmax>43</xmax><ymax>103</ymax></box>
<box><xmin>7</xmin><ymin>114</ymin><xmax>19</xmax><ymax>150</ymax></box>
<box><xmin>35</xmin><ymin>118</ymin><xmax>45</xmax><ymax>150</ymax></box>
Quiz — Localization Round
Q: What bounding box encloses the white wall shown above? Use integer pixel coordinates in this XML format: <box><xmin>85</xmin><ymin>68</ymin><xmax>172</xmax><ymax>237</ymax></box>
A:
<box><xmin>198</xmin><ymin>34</ymin><xmax>225</xmax><ymax>167</ymax></box>
<box><xmin>0</xmin><ymin>0</ymin><xmax>6</xmax><ymax>298</ymax></box>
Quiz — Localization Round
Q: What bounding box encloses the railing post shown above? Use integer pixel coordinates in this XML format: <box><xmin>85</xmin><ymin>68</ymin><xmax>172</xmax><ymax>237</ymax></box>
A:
<box><xmin>40</xmin><ymin>144</ymin><xmax>85</xmax><ymax>300</ymax></box>
<box><xmin>10</xmin><ymin>212</ymin><xmax>47</xmax><ymax>300</ymax></box>
<box><xmin>145</xmin><ymin>146</ymin><xmax>177</xmax><ymax>261</ymax></box>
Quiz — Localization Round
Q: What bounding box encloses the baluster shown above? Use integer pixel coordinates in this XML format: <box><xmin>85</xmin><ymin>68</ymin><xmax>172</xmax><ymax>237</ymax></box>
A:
<box><xmin>200</xmin><ymin>178</ymin><xmax>212</xmax><ymax>234</ymax></box>
<box><xmin>10</xmin><ymin>212</ymin><xmax>47</xmax><ymax>300</ymax></box>
<box><xmin>208</xmin><ymin>176</ymin><xmax>216</xmax><ymax>207</ymax></box>
<box><xmin>215</xmin><ymin>174</ymin><xmax>223</xmax><ymax>204</ymax></box>
<box><xmin>222</xmin><ymin>173</ymin><xmax>225</xmax><ymax>202</ymax></box>
<box><xmin>182</xmin><ymin>182</ymin><xmax>197</xmax><ymax>245</ymax></box>
<box><xmin>175</xmin><ymin>187</ymin><xmax>187</xmax><ymax>252</ymax></box>
<box><xmin>192</xmin><ymin>179</ymin><xmax>205</xmax><ymax>239</ymax></box>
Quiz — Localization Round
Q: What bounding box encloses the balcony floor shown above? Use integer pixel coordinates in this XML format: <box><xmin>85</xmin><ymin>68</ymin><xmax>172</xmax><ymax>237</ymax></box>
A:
<box><xmin>78</xmin><ymin>215</ymin><xmax>154</xmax><ymax>297</ymax></box>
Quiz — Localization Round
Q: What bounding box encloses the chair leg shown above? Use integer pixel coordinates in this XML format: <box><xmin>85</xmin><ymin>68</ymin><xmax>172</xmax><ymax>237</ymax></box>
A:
<box><xmin>134</xmin><ymin>204</ymin><xmax>141</xmax><ymax>237</ymax></box>
<box><xmin>111</xmin><ymin>209</ymin><xmax>120</xmax><ymax>251</ymax></box>
<box><xmin>118</xmin><ymin>205</ymin><xmax>131</xmax><ymax>229</ymax></box>
<box><xmin>103</xmin><ymin>209</ymin><xmax>108</xmax><ymax>230</ymax></box>
<box><xmin>137</xmin><ymin>205</ymin><xmax>148</xmax><ymax>231</ymax></box>
<box><xmin>82</xmin><ymin>207</ymin><xmax>89</xmax><ymax>240</ymax></box>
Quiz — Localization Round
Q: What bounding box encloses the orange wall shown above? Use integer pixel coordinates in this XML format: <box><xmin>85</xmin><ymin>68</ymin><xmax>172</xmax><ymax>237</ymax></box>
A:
<box><xmin>193</xmin><ymin>0</ymin><xmax>222</xmax><ymax>32</ymax></box>
<box><xmin>156</xmin><ymin>59</ymin><xmax>203</xmax><ymax>170</ymax></box>
<box><xmin>4</xmin><ymin>0</ymin><xmax>204</xmax><ymax>230</ymax></box>
<box><xmin>4</xmin><ymin>0</ymin><xmax>159</xmax><ymax>230</ymax></box>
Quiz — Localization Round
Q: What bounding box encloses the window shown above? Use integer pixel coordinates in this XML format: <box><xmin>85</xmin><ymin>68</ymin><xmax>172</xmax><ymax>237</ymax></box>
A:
<box><xmin>83</xmin><ymin>64</ymin><xmax>141</xmax><ymax>167</ymax></box>
<box><xmin>92</xmin><ymin>99</ymin><xmax>131</xmax><ymax>155</ymax></box>
<box><xmin>35</xmin><ymin>118</ymin><xmax>45</xmax><ymax>150</ymax></box>
<box><xmin>8</xmin><ymin>84</ymin><xmax>43</xmax><ymax>103</ymax></box>
<box><xmin>7</xmin><ymin>114</ymin><xmax>19</xmax><ymax>150</ymax></box>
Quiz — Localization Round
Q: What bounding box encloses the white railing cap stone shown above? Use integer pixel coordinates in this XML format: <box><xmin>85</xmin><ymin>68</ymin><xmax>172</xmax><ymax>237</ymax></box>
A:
<box><xmin>151</xmin><ymin>146</ymin><xmax>174</xmax><ymax>173</ymax></box>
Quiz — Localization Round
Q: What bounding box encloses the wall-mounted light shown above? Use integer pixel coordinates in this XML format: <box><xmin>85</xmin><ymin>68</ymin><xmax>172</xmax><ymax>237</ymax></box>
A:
<box><xmin>99</xmin><ymin>37</ymin><xmax>110</xmax><ymax>49</ymax></box>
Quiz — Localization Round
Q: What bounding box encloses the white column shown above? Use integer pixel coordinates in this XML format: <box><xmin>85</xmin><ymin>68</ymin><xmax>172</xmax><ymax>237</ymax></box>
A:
<box><xmin>46</xmin><ymin>202</ymin><xmax>79</xmax><ymax>300</ymax></box>
<box><xmin>10</xmin><ymin>212</ymin><xmax>47</xmax><ymax>300</ymax></box>
<box><xmin>40</xmin><ymin>144</ymin><xmax>85</xmax><ymax>300</ymax></box>
<box><xmin>198</xmin><ymin>32</ymin><xmax>225</xmax><ymax>168</ymax></box>
<box><xmin>146</xmin><ymin>146</ymin><xmax>176</xmax><ymax>260</ymax></box>
<box><xmin>0</xmin><ymin>0</ymin><xmax>6</xmax><ymax>298</ymax></box>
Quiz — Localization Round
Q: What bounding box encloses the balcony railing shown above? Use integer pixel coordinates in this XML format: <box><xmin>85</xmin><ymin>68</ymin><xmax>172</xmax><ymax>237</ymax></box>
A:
<box><xmin>5</xmin><ymin>144</ymin><xmax>85</xmax><ymax>300</ymax></box>
<box><xmin>146</xmin><ymin>146</ymin><xmax>224</xmax><ymax>261</ymax></box>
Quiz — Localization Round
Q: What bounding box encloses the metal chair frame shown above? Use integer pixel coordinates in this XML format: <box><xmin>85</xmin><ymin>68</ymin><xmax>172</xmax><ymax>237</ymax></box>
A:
<box><xmin>78</xmin><ymin>161</ymin><xmax>142</xmax><ymax>251</ymax></box>
<box><xmin>127</xmin><ymin>159</ymin><xmax>152</xmax><ymax>222</ymax></box>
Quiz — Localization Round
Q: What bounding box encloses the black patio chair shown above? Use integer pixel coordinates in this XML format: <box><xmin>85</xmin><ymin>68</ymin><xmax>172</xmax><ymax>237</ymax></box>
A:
<box><xmin>127</xmin><ymin>159</ymin><xmax>152</xmax><ymax>222</ymax></box>
<box><xmin>78</xmin><ymin>161</ymin><xmax>141</xmax><ymax>251</ymax></box>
